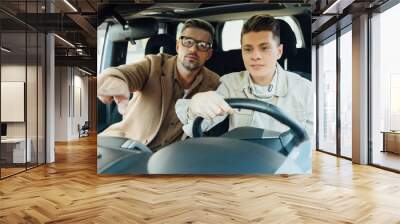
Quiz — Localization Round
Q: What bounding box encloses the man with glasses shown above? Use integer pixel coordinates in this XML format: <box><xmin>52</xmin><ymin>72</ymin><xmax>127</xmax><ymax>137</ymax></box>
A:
<box><xmin>97</xmin><ymin>19</ymin><xmax>220</xmax><ymax>151</ymax></box>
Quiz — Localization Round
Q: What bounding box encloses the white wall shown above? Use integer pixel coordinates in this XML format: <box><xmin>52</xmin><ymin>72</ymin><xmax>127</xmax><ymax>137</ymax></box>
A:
<box><xmin>1</xmin><ymin>63</ymin><xmax>46</xmax><ymax>164</ymax></box>
<box><xmin>1</xmin><ymin>65</ymin><xmax>26</xmax><ymax>139</ymax></box>
<box><xmin>1</xmin><ymin>65</ymin><xmax>38</xmax><ymax>137</ymax></box>
<box><xmin>55</xmin><ymin>66</ymin><xmax>69</xmax><ymax>141</ymax></box>
<box><xmin>54</xmin><ymin>66</ymin><xmax>89</xmax><ymax>141</ymax></box>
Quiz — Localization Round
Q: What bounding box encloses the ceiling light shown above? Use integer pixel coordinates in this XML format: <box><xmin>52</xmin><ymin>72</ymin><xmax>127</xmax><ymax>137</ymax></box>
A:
<box><xmin>54</xmin><ymin>34</ymin><xmax>75</xmax><ymax>48</ymax></box>
<box><xmin>1</xmin><ymin>47</ymin><xmax>11</xmax><ymax>53</ymax></box>
<box><xmin>78</xmin><ymin>67</ymin><xmax>93</xmax><ymax>76</ymax></box>
<box><xmin>63</xmin><ymin>0</ymin><xmax>78</xmax><ymax>12</ymax></box>
<box><xmin>322</xmin><ymin>0</ymin><xmax>354</xmax><ymax>15</ymax></box>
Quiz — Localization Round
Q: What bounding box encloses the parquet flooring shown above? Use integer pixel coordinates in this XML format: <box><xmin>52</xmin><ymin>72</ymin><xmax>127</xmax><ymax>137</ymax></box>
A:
<box><xmin>373</xmin><ymin>151</ymin><xmax>400</xmax><ymax>171</ymax></box>
<box><xmin>1</xmin><ymin>135</ymin><xmax>400</xmax><ymax>223</ymax></box>
<box><xmin>1</xmin><ymin>167</ymin><xmax>25</xmax><ymax>177</ymax></box>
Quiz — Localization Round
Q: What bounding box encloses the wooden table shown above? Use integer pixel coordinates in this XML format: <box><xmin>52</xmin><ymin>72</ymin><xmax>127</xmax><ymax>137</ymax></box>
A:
<box><xmin>381</xmin><ymin>131</ymin><xmax>400</xmax><ymax>154</ymax></box>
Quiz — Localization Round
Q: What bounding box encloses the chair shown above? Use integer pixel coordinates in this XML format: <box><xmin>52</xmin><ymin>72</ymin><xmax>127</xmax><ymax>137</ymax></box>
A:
<box><xmin>78</xmin><ymin>121</ymin><xmax>90</xmax><ymax>138</ymax></box>
<box><xmin>277</xmin><ymin>19</ymin><xmax>311</xmax><ymax>80</ymax></box>
<box><xmin>144</xmin><ymin>34</ymin><xmax>177</xmax><ymax>55</ymax></box>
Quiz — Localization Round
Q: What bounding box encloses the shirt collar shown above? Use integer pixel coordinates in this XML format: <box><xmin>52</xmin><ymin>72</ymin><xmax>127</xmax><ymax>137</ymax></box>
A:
<box><xmin>248</xmin><ymin>69</ymin><xmax>277</xmax><ymax>98</ymax></box>
<box><xmin>242</xmin><ymin>63</ymin><xmax>288</xmax><ymax>97</ymax></box>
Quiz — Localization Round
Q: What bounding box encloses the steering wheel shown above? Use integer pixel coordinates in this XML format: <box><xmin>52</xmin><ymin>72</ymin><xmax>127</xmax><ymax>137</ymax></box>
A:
<box><xmin>145</xmin><ymin>98</ymin><xmax>311</xmax><ymax>174</ymax></box>
<box><xmin>98</xmin><ymin>98</ymin><xmax>310</xmax><ymax>174</ymax></box>
<box><xmin>192</xmin><ymin>98</ymin><xmax>308</xmax><ymax>144</ymax></box>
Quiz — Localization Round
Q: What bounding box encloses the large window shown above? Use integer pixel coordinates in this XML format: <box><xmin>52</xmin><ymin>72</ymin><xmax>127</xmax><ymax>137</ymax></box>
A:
<box><xmin>371</xmin><ymin>3</ymin><xmax>400</xmax><ymax>171</ymax></box>
<box><xmin>317</xmin><ymin>28</ymin><xmax>353</xmax><ymax>159</ymax></box>
<box><xmin>317</xmin><ymin>37</ymin><xmax>337</xmax><ymax>154</ymax></box>
<box><xmin>339</xmin><ymin>28</ymin><xmax>352</xmax><ymax>158</ymax></box>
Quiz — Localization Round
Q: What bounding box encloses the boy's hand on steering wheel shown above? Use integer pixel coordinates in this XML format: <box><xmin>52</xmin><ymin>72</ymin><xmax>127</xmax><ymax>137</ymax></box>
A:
<box><xmin>188</xmin><ymin>91</ymin><xmax>234</xmax><ymax>120</ymax></box>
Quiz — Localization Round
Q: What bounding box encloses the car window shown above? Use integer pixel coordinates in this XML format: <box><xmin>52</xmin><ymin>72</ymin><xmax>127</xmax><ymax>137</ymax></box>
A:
<box><xmin>222</xmin><ymin>20</ymin><xmax>244</xmax><ymax>51</ymax></box>
<box><xmin>97</xmin><ymin>22</ymin><xmax>108</xmax><ymax>73</ymax></box>
<box><xmin>126</xmin><ymin>38</ymin><xmax>149</xmax><ymax>64</ymax></box>
<box><xmin>221</xmin><ymin>16</ymin><xmax>305</xmax><ymax>51</ymax></box>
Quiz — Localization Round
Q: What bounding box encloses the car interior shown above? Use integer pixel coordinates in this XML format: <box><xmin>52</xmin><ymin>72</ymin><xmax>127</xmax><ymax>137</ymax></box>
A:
<box><xmin>96</xmin><ymin>3</ymin><xmax>312</xmax><ymax>174</ymax></box>
<box><xmin>97</xmin><ymin>3</ymin><xmax>311</xmax><ymax>135</ymax></box>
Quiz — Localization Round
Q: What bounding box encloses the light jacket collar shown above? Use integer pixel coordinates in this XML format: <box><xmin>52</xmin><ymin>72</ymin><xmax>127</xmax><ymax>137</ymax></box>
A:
<box><xmin>241</xmin><ymin>63</ymin><xmax>288</xmax><ymax>97</ymax></box>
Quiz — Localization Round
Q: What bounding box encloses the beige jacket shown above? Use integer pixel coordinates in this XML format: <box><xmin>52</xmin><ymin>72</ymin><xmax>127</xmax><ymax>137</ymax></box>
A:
<box><xmin>98</xmin><ymin>53</ymin><xmax>220</xmax><ymax>146</ymax></box>
<box><xmin>176</xmin><ymin>64</ymin><xmax>314</xmax><ymax>137</ymax></box>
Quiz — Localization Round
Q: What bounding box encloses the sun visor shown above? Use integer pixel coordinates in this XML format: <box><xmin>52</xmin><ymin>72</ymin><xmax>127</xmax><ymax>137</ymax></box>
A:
<box><xmin>108</xmin><ymin>18</ymin><xmax>158</xmax><ymax>42</ymax></box>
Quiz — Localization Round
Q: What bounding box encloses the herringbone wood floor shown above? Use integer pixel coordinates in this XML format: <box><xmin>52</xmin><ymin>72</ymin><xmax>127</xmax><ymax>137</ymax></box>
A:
<box><xmin>1</xmin><ymin>135</ymin><xmax>400</xmax><ymax>224</ymax></box>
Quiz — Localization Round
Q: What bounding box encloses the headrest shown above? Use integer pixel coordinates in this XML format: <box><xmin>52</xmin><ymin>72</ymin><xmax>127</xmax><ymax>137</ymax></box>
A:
<box><xmin>145</xmin><ymin>34</ymin><xmax>177</xmax><ymax>55</ymax></box>
<box><xmin>277</xmin><ymin>19</ymin><xmax>297</xmax><ymax>59</ymax></box>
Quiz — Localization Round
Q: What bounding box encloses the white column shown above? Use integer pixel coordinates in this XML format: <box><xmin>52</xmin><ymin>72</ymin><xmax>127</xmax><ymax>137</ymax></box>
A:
<box><xmin>45</xmin><ymin>0</ymin><xmax>55</xmax><ymax>163</ymax></box>
<box><xmin>312</xmin><ymin>45</ymin><xmax>317</xmax><ymax>150</ymax></box>
<box><xmin>46</xmin><ymin>33</ymin><xmax>55</xmax><ymax>163</ymax></box>
<box><xmin>352</xmin><ymin>14</ymin><xmax>369</xmax><ymax>164</ymax></box>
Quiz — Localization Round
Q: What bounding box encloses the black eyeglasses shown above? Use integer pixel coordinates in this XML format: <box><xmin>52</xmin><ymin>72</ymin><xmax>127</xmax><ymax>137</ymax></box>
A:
<box><xmin>179</xmin><ymin>36</ymin><xmax>212</xmax><ymax>52</ymax></box>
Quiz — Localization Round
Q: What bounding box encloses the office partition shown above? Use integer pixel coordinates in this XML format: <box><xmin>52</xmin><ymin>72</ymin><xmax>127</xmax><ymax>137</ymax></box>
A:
<box><xmin>0</xmin><ymin>0</ymin><xmax>47</xmax><ymax>179</ymax></box>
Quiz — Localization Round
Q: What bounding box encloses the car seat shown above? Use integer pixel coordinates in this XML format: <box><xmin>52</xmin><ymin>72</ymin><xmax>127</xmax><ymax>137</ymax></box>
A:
<box><xmin>144</xmin><ymin>34</ymin><xmax>177</xmax><ymax>55</ymax></box>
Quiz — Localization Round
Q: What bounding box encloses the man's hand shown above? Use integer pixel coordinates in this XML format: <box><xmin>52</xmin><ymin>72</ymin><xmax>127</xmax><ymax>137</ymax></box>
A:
<box><xmin>97</xmin><ymin>76</ymin><xmax>130</xmax><ymax>115</ymax></box>
<box><xmin>188</xmin><ymin>91</ymin><xmax>234</xmax><ymax>120</ymax></box>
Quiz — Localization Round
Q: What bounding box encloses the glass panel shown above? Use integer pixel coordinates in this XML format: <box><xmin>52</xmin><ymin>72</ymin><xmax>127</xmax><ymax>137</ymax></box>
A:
<box><xmin>371</xmin><ymin>3</ymin><xmax>400</xmax><ymax>171</ymax></box>
<box><xmin>27</xmin><ymin>31</ymin><xmax>38</xmax><ymax>169</ymax></box>
<box><xmin>340</xmin><ymin>29</ymin><xmax>352</xmax><ymax>158</ymax></box>
<box><xmin>1</xmin><ymin>31</ymin><xmax>27</xmax><ymax>177</ymax></box>
<box><xmin>38</xmin><ymin>32</ymin><xmax>45</xmax><ymax>165</ymax></box>
<box><xmin>0</xmin><ymin>1</ymin><xmax>46</xmax><ymax>178</ymax></box>
<box><xmin>317</xmin><ymin>37</ymin><xmax>337</xmax><ymax>154</ymax></box>
<box><xmin>26</xmin><ymin>0</ymin><xmax>39</xmax><ymax>168</ymax></box>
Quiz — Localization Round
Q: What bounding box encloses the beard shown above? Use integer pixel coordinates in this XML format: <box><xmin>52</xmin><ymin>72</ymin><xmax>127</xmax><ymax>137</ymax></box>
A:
<box><xmin>181</xmin><ymin>54</ymin><xmax>200</xmax><ymax>71</ymax></box>
<box><xmin>182</xmin><ymin>60</ymin><xmax>200</xmax><ymax>71</ymax></box>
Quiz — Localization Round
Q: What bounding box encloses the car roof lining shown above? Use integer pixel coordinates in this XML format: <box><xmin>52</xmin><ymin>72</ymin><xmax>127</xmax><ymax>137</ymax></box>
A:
<box><xmin>113</xmin><ymin>3</ymin><xmax>310</xmax><ymax>23</ymax></box>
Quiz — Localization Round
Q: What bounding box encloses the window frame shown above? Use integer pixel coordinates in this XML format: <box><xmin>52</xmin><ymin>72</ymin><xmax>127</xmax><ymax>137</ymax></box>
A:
<box><xmin>315</xmin><ymin>24</ymin><xmax>353</xmax><ymax>161</ymax></box>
